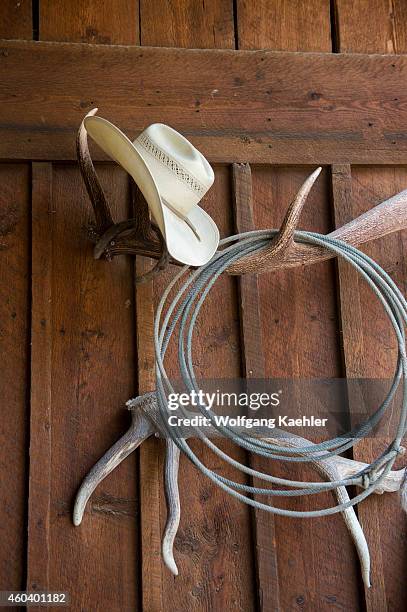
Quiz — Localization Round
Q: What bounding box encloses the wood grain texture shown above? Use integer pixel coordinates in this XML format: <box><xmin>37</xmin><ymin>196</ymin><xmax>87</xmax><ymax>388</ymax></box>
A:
<box><xmin>335</xmin><ymin>4</ymin><xmax>407</xmax><ymax>610</ymax></box>
<box><xmin>0</xmin><ymin>164</ymin><xmax>30</xmax><ymax>591</ymax></box>
<box><xmin>336</xmin><ymin>0</ymin><xmax>407</xmax><ymax>54</ymax></box>
<box><xmin>0</xmin><ymin>0</ymin><xmax>32</xmax><ymax>39</ymax></box>
<box><xmin>2</xmin><ymin>2</ymin><xmax>404</xmax><ymax>611</ymax></box>
<box><xmin>140</xmin><ymin>0</ymin><xmax>234</xmax><ymax>48</ymax></box>
<box><xmin>45</xmin><ymin>165</ymin><xmax>138</xmax><ymax>611</ymax></box>
<box><xmin>134</xmin><ymin>191</ymin><xmax>164</xmax><ymax>612</ymax></box>
<box><xmin>2</xmin><ymin>40</ymin><xmax>407</xmax><ymax>164</ymax></box>
<box><xmin>232</xmin><ymin>162</ymin><xmax>280</xmax><ymax>612</ymax></box>
<box><xmin>253</xmin><ymin>166</ymin><xmax>361</xmax><ymax>610</ymax></box>
<box><xmin>237</xmin><ymin>5</ymin><xmax>361</xmax><ymax>609</ymax></box>
<box><xmin>237</xmin><ymin>0</ymin><xmax>331</xmax><ymax>52</ymax></box>
<box><xmin>27</xmin><ymin>163</ymin><xmax>53</xmax><ymax>595</ymax></box>
<box><xmin>30</xmin><ymin>10</ymin><xmax>141</xmax><ymax>611</ymax></box>
<box><xmin>151</xmin><ymin>167</ymin><xmax>256</xmax><ymax>611</ymax></box>
<box><xmin>333</xmin><ymin>166</ymin><xmax>407</xmax><ymax>612</ymax></box>
<box><xmin>39</xmin><ymin>0</ymin><xmax>139</xmax><ymax>44</ymax></box>
<box><xmin>137</xmin><ymin>7</ymin><xmax>256</xmax><ymax>611</ymax></box>
<box><xmin>0</xmin><ymin>2</ymin><xmax>31</xmax><ymax>598</ymax></box>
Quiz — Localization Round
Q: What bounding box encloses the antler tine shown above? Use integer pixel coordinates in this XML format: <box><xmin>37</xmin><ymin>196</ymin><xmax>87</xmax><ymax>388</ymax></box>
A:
<box><xmin>255</xmin><ymin>436</ymin><xmax>407</xmax><ymax>588</ymax></box>
<box><xmin>140</xmin><ymin>395</ymin><xmax>405</xmax><ymax>581</ymax></box>
<box><xmin>229</xmin><ymin>167</ymin><xmax>322</xmax><ymax>275</ymax></box>
<box><xmin>306</xmin><ymin>451</ymin><xmax>406</xmax><ymax>588</ymax></box>
<box><xmin>270</xmin><ymin>166</ymin><xmax>322</xmax><ymax>254</ymax></box>
<box><xmin>73</xmin><ymin>406</ymin><xmax>154</xmax><ymax>526</ymax></box>
<box><xmin>331</xmin><ymin>473</ymin><xmax>371</xmax><ymax>587</ymax></box>
<box><xmin>228</xmin><ymin>173</ymin><xmax>407</xmax><ymax>276</ymax></box>
<box><xmin>162</xmin><ymin>441</ymin><xmax>181</xmax><ymax>575</ymax></box>
<box><xmin>311</xmin><ymin>455</ymin><xmax>372</xmax><ymax>588</ymax></box>
<box><xmin>76</xmin><ymin>107</ymin><xmax>114</xmax><ymax>235</ymax></box>
<box><xmin>73</xmin><ymin>389</ymin><xmax>405</xmax><ymax>583</ymax></box>
<box><xmin>259</xmin><ymin>431</ymin><xmax>371</xmax><ymax>587</ymax></box>
<box><xmin>134</xmin><ymin>393</ymin><xmax>182</xmax><ymax>575</ymax></box>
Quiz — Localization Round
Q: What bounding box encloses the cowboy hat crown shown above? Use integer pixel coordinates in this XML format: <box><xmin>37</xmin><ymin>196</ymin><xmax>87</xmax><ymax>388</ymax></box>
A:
<box><xmin>84</xmin><ymin>114</ymin><xmax>219</xmax><ymax>266</ymax></box>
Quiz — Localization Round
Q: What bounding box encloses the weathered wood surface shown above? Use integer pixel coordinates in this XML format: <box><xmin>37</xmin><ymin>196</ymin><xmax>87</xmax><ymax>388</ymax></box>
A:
<box><xmin>30</xmin><ymin>164</ymin><xmax>139</xmax><ymax>610</ymax></box>
<box><xmin>27</xmin><ymin>163</ymin><xmax>53</xmax><ymax>597</ymax></box>
<box><xmin>2</xmin><ymin>39</ymin><xmax>407</xmax><ymax>163</ymax></box>
<box><xmin>238</xmin><ymin>8</ymin><xmax>361</xmax><ymax>608</ymax></box>
<box><xmin>39</xmin><ymin>0</ymin><xmax>140</xmax><ymax>44</ymax></box>
<box><xmin>0</xmin><ymin>3</ymin><xmax>31</xmax><ymax>598</ymax></box>
<box><xmin>237</xmin><ymin>0</ymin><xmax>331</xmax><ymax>52</ymax></box>
<box><xmin>251</xmin><ymin>168</ymin><xmax>361</xmax><ymax>610</ymax></box>
<box><xmin>0</xmin><ymin>0</ymin><xmax>31</xmax><ymax>40</ymax></box>
<box><xmin>233</xmin><ymin>162</ymin><xmax>281</xmax><ymax>612</ymax></box>
<box><xmin>141</xmin><ymin>6</ymin><xmax>259</xmax><ymax>612</ymax></box>
<box><xmin>334</xmin><ymin>165</ymin><xmax>407</xmax><ymax>611</ymax></box>
<box><xmin>26</xmin><ymin>8</ymin><xmax>141</xmax><ymax>612</ymax></box>
<box><xmin>0</xmin><ymin>164</ymin><xmax>30</xmax><ymax>592</ymax></box>
<box><xmin>134</xmin><ymin>186</ymin><xmax>164</xmax><ymax>612</ymax></box>
<box><xmin>139</xmin><ymin>0</ymin><xmax>235</xmax><ymax>49</ymax></box>
<box><xmin>151</xmin><ymin>166</ymin><xmax>257</xmax><ymax>611</ymax></box>
<box><xmin>334</xmin><ymin>3</ymin><xmax>407</xmax><ymax>610</ymax></box>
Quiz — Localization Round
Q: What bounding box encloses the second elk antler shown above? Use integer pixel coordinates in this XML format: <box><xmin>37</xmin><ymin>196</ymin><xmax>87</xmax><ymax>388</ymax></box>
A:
<box><xmin>73</xmin><ymin>392</ymin><xmax>407</xmax><ymax>588</ymax></box>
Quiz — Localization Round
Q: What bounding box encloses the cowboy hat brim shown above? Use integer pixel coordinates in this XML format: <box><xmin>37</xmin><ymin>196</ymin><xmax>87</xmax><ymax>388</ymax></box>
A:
<box><xmin>84</xmin><ymin>116</ymin><xmax>219</xmax><ymax>266</ymax></box>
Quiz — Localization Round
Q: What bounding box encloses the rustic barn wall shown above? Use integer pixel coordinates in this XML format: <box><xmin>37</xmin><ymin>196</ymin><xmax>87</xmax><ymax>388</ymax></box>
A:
<box><xmin>0</xmin><ymin>165</ymin><xmax>30</xmax><ymax>592</ymax></box>
<box><xmin>237</xmin><ymin>5</ymin><xmax>361</xmax><ymax>609</ymax></box>
<box><xmin>334</xmin><ymin>3</ymin><xmax>407</xmax><ymax>609</ymax></box>
<box><xmin>0</xmin><ymin>3</ymin><xmax>32</xmax><ymax>595</ymax></box>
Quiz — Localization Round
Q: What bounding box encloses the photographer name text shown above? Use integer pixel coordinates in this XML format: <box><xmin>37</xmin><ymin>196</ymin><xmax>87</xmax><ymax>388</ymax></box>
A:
<box><xmin>167</xmin><ymin>414</ymin><xmax>328</xmax><ymax>429</ymax></box>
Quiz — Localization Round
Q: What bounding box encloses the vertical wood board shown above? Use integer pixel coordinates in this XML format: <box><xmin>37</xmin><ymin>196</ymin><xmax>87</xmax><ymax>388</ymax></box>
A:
<box><xmin>0</xmin><ymin>163</ymin><xmax>30</xmax><ymax>591</ymax></box>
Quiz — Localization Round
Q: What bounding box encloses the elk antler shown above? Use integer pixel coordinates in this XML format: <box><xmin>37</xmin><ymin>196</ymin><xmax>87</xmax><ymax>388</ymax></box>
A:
<box><xmin>76</xmin><ymin>108</ymin><xmax>113</xmax><ymax>235</ymax></box>
<box><xmin>73</xmin><ymin>397</ymin><xmax>155</xmax><ymax>527</ymax></box>
<box><xmin>77</xmin><ymin>109</ymin><xmax>170</xmax><ymax>283</ymax></box>
<box><xmin>73</xmin><ymin>392</ymin><xmax>407</xmax><ymax>587</ymax></box>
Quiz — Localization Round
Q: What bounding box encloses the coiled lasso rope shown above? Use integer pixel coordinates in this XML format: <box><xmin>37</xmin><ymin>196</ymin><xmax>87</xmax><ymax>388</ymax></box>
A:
<box><xmin>154</xmin><ymin>230</ymin><xmax>407</xmax><ymax>519</ymax></box>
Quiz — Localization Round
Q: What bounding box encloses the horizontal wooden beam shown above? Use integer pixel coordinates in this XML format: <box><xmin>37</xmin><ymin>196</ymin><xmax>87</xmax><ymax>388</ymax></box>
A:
<box><xmin>1</xmin><ymin>40</ymin><xmax>407</xmax><ymax>163</ymax></box>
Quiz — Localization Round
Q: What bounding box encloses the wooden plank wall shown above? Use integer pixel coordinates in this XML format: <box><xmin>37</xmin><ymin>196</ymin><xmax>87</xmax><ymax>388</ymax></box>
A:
<box><xmin>237</xmin><ymin>7</ymin><xmax>360</xmax><ymax>610</ymax></box>
<box><xmin>0</xmin><ymin>1</ymin><xmax>406</xmax><ymax>611</ymax></box>
<box><xmin>0</xmin><ymin>1</ymin><xmax>32</xmax><ymax>597</ymax></box>
<box><xmin>334</xmin><ymin>3</ymin><xmax>407</xmax><ymax>611</ymax></box>
<box><xmin>32</xmin><ymin>11</ymin><xmax>139</xmax><ymax>612</ymax></box>
<box><xmin>4</xmin><ymin>41</ymin><xmax>407</xmax><ymax>163</ymax></box>
<box><xmin>143</xmin><ymin>8</ymin><xmax>256</xmax><ymax>612</ymax></box>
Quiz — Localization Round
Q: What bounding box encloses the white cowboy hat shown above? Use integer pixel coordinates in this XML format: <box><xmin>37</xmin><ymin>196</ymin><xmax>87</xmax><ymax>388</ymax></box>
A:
<box><xmin>84</xmin><ymin>115</ymin><xmax>219</xmax><ymax>266</ymax></box>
